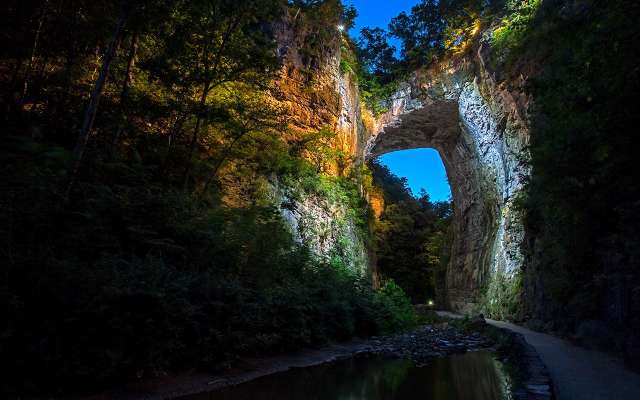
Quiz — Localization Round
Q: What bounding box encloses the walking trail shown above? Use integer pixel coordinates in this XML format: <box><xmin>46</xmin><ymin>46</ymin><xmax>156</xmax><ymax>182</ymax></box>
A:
<box><xmin>437</xmin><ymin>311</ymin><xmax>640</xmax><ymax>400</ymax></box>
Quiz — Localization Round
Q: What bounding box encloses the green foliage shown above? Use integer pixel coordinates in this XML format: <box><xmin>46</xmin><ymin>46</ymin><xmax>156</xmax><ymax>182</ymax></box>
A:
<box><xmin>295</xmin><ymin>126</ymin><xmax>351</xmax><ymax>174</ymax></box>
<box><xmin>389</xmin><ymin>0</ymin><xmax>501</xmax><ymax>67</ymax></box>
<box><xmin>293</xmin><ymin>0</ymin><xmax>355</xmax><ymax>71</ymax></box>
<box><xmin>277</xmin><ymin>127</ymin><xmax>374</xmax><ymax>240</ymax></box>
<box><xmin>490</xmin><ymin>0</ymin><xmax>541</xmax><ymax>59</ymax></box>
<box><xmin>340</xmin><ymin>58</ymin><xmax>356</xmax><ymax>75</ymax></box>
<box><xmin>374</xmin><ymin>280</ymin><xmax>418</xmax><ymax>333</ymax></box>
<box><xmin>0</xmin><ymin>1</ymin><xmax>414</xmax><ymax>396</ymax></box>
<box><xmin>340</xmin><ymin>36</ymin><xmax>399</xmax><ymax>115</ymax></box>
<box><xmin>357</xmin><ymin>27</ymin><xmax>398</xmax><ymax>82</ymax></box>
<box><xmin>370</xmin><ymin>161</ymin><xmax>452</xmax><ymax>304</ymax></box>
<box><xmin>359</xmin><ymin>76</ymin><xmax>400</xmax><ymax>116</ymax></box>
<box><xmin>300</xmin><ymin>172</ymin><xmax>373</xmax><ymax>240</ymax></box>
<box><xmin>478</xmin><ymin>271</ymin><xmax>523</xmax><ymax>320</ymax></box>
<box><xmin>517</xmin><ymin>0</ymin><xmax>640</xmax><ymax>326</ymax></box>
<box><xmin>0</xmin><ymin>136</ymin><xmax>410</xmax><ymax>395</ymax></box>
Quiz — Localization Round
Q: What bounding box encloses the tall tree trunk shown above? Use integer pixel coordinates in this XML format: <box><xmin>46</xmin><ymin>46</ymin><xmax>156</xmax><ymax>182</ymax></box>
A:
<box><xmin>182</xmin><ymin>79</ymin><xmax>211</xmax><ymax>190</ymax></box>
<box><xmin>20</xmin><ymin>0</ymin><xmax>50</xmax><ymax>109</ymax></box>
<box><xmin>90</xmin><ymin>46</ymin><xmax>103</xmax><ymax>81</ymax></box>
<box><xmin>160</xmin><ymin>112</ymin><xmax>187</xmax><ymax>180</ymax></box>
<box><xmin>182</xmin><ymin>15</ymin><xmax>244</xmax><ymax>190</ymax></box>
<box><xmin>69</xmin><ymin>6</ymin><xmax>129</xmax><ymax>187</ymax></box>
<box><xmin>119</xmin><ymin>31</ymin><xmax>137</xmax><ymax>104</ymax></box>
<box><xmin>112</xmin><ymin>31</ymin><xmax>138</xmax><ymax>155</ymax></box>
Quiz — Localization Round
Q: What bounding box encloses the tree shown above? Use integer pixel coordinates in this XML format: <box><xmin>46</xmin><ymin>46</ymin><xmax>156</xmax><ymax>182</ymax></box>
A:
<box><xmin>70</xmin><ymin>2</ymin><xmax>132</xmax><ymax>182</ymax></box>
<box><xmin>370</xmin><ymin>160</ymin><xmax>452</xmax><ymax>303</ymax></box>
<box><xmin>143</xmin><ymin>0</ymin><xmax>284</xmax><ymax>189</ymax></box>
<box><xmin>357</xmin><ymin>27</ymin><xmax>398</xmax><ymax>83</ymax></box>
<box><xmin>389</xmin><ymin>0</ymin><xmax>490</xmax><ymax>66</ymax></box>
<box><xmin>390</xmin><ymin>0</ymin><xmax>447</xmax><ymax>65</ymax></box>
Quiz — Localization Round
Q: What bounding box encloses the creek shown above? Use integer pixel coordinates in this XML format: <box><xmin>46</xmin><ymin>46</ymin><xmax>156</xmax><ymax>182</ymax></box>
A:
<box><xmin>181</xmin><ymin>350</ymin><xmax>510</xmax><ymax>400</ymax></box>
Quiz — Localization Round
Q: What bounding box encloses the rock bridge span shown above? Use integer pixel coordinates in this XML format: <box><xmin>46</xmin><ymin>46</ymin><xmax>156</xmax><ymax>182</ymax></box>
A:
<box><xmin>365</xmin><ymin>61</ymin><xmax>529</xmax><ymax>312</ymax></box>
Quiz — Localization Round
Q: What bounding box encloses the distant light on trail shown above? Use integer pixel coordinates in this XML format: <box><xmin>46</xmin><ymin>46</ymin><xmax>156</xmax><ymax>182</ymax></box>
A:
<box><xmin>337</xmin><ymin>25</ymin><xmax>345</xmax><ymax>32</ymax></box>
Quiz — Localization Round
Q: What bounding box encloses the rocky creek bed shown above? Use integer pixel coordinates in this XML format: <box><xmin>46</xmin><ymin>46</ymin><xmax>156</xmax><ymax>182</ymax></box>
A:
<box><xmin>366</xmin><ymin>322</ymin><xmax>493</xmax><ymax>366</ymax></box>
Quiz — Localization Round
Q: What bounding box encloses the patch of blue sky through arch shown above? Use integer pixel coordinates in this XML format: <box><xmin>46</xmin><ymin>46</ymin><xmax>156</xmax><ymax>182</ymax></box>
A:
<box><xmin>379</xmin><ymin>149</ymin><xmax>452</xmax><ymax>201</ymax></box>
<box><xmin>345</xmin><ymin>1</ymin><xmax>452</xmax><ymax>201</ymax></box>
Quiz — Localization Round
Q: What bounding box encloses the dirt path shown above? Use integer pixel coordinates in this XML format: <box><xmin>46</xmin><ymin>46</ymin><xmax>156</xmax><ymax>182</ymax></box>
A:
<box><xmin>436</xmin><ymin>311</ymin><xmax>640</xmax><ymax>400</ymax></box>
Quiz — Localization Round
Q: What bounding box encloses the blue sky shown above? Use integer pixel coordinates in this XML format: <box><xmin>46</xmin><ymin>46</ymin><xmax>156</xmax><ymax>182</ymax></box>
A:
<box><xmin>379</xmin><ymin>149</ymin><xmax>452</xmax><ymax>201</ymax></box>
<box><xmin>345</xmin><ymin>1</ymin><xmax>452</xmax><ymax>202</ymax></box>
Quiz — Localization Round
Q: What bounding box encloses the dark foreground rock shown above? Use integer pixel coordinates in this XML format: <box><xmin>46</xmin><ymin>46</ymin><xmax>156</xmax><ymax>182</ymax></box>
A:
<box><xmin>493</xmin><ymin>327</ymin><xmax>555</xmax><ymax>400</ymax></box>
<box><xmin>368</xmin><ymin>323</ymin><xmax>493</xmax><ymax>367</ymax></box>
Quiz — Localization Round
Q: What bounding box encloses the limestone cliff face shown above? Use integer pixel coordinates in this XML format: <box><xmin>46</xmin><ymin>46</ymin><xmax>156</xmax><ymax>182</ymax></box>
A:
<box><xmin>273</xmin><ymin>12</ymin><xmax>367</xmax><ymax>167</ymax></box>
<box><xmin>271</xmin><ymin>180</ymin><xmax>370</xmax><ymax>275</ymax></box>
<box><xmin>363</xmin><ymin>32</ymin><xmax>531</xmax><ymax>312</ymax></box>
<box><xmin>269</xmin><ymin>11</ymin><xmax>371</xmax><ymax>275</ymax></box>
<box><xmin>272</xmin><ymin>12</ymin><xmax>532</xmax><ymax>312</ymax></box>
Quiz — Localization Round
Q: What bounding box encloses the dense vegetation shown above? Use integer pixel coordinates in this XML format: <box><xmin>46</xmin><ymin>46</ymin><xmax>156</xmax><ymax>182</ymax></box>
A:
<box><xmin>503</xmin><ymin>0</ymin><xmax>640</xmax><ymax>357</ymax></box>
<box><xmin>0</xmin><ymin>0</ymin><xmax>416</xmax><ymax>395</ymax></box>
<box><xmin>388</xmin><ymin>0</ymin><xmax>506</xmax><ymax>67</ymax></box>
<box><xmin>370</xmin><ymin>161</ymin><xmax>452</xmax><ymax>304</ymax></box>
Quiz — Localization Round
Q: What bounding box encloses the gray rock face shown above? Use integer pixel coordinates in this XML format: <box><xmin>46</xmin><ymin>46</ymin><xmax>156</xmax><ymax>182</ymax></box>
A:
<box><xmin>364</xmin><ymin>54</ymin><xmax>530</xmax><ymax>312</ymax></box>
<box><xmin>270</xmin><ymin>179</ymin><xmax>370</xmax><ymax>277</ymax></box>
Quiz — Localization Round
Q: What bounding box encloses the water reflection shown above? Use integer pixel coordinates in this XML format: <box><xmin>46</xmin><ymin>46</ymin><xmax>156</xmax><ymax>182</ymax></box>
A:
<box><xmin>183</xmin><ymin>351</ymin><xmax>509</xmax><ymax>400</ymax></box>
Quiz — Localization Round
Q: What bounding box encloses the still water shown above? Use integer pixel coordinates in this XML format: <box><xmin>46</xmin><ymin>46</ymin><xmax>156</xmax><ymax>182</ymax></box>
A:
<box><xmin>185</xmin><ymin>351</ymin><xmax>510</xmax><ymax>400</ymax></box>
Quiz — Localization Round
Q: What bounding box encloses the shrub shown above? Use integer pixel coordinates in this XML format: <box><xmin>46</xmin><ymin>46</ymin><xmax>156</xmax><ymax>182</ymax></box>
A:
<box><xmin>374</xmin><ymin>280</ymin><xmax>417</xmax><ymax>333</ymax></box>
<box><xmin>0</xmin><ymin>138</ymin><xmax>413</xmax><ymax>395</ymax></box>
<box><xmin>490</xmin><ymin>0</ymin><xmax>542</xmax><ymax>59</ymax></box>
<box><xmin>479</xmin><ymin>271</ymin><xmax>523</xmax><ymax>321</ymax></box>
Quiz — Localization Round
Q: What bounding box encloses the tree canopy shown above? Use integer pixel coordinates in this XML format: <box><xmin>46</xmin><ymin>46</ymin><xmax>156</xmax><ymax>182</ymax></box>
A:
<box><xmin>370</xmin><ymin>160</ymin><xmax>452</xmax><ymax>304</ymax></box>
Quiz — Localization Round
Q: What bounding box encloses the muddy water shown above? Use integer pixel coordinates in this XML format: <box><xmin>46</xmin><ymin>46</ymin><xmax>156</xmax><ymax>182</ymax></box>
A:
<box><xmin>182</xmin><ymin>351</ymin><xmax>510</xmax><ymax>400</ymax></box>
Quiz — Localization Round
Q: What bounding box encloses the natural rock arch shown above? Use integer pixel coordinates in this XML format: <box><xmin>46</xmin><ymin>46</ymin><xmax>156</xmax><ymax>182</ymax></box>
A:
<box><xmin>365</xmin><ymin>62</ymin><xmax>529</xmax><ymax>313</ymax></box>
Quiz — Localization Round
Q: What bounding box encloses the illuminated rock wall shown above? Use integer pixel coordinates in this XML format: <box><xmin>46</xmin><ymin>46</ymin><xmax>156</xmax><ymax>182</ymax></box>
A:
<box><xmin>365</xmin><ymin>47</ymin><xmax>530</xmax><ymax>312</ymax></box>
<box><xmin>273</xmin><ymin>11</ymin><xmax>531</xmax><ymax>311</ymax></box>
